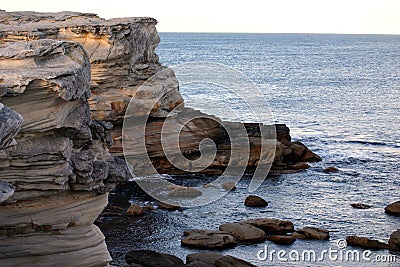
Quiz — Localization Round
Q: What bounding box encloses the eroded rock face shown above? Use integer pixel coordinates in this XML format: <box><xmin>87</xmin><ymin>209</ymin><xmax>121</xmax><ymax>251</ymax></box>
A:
<box><xmin>0</xmin><ymin>39</ymin><xmax>111</xmax><ymax>266</ymax></box>
<box><xmin>0</xmin><ymin>10</ymin><xmax>183</xmax><ymax>124</ymax></box>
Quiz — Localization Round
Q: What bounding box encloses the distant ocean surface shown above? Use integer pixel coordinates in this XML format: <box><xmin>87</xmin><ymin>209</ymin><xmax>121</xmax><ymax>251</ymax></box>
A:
<box><xmin>104</xmin><ymin>34</ymin><xmax>400</xmax><ymax>266</ymax></box>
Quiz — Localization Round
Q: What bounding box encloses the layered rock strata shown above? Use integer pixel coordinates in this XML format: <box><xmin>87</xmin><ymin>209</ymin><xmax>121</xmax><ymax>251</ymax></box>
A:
<box><xmin>0</xmin><ymin>10</ymin><xmax>321</xmax><ymax>177</ymax></box>
<box><xmin>0</xmin><ymin>40</ymin><xmax>111</xmax><ymax>266</ymax></box>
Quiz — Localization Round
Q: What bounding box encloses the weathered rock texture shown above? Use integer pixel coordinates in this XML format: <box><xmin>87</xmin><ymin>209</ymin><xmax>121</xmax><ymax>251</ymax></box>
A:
<box><xmin>0</xmin><ymin>10</ymin><xmax>321</xmax><ymax>177</ymax></box>
<box><xmin>0</xmin><ymin>10</ymin><xmax>182</xmax><ymax>123</ymax></box>
<box><xmin>0</xmin><ymin>39</ymin><xmax>111</xmax><ymax>266</ymax></box>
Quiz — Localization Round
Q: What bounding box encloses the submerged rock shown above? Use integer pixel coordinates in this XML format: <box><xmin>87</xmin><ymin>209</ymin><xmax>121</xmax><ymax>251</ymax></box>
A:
<box><xmin>219</xmin><ymin>222</ymin><xmax>266</xmax><ymax>243</ymax></box>
<box><xmin>166</xmin><ymin>184</ymin><xmax>202</xmax><ymax>198</ymax></box>
<box><xmin>181</xmin><ymin>230</ymin><xmax>238</xmax><ymax>249</ymax></box>
<box><xmin>351</xmin><ymin>203</ymin><xmax>372</xmax><ymax>209</ymax></box>
<box><xmin>346</xmin><ymin>236</ymin><xmax>390</xmax><ymax>250</ymax></box>
<box><xmin>244</xmin><ymin>195</ymin><xmax>268</xmax><ymax>207</ymax></box>
<box><xmin>125</xmin><ymin>250</ymin><xmax>185</xmax><ymax>267</ymax></box>
<box><xmin>266</xmin><ymin>235</ymin><xmax>296</xmax><ymax>245</ymax></box>
<box><xmin>385</xmin><ymin>201</ymin><xmax>400</xmax><ymax>216</ymax></box>
<box><xmin>323</xmin><ymin>167</ymin><xmax>339</xmax><ymax>173</ymax></box>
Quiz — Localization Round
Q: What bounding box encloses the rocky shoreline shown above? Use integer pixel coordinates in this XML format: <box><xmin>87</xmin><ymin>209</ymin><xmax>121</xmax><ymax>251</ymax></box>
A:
<box><xmin>0</xmin><ymin>10</ymin><xmax>398</xmax><ymax>266</ymax></box>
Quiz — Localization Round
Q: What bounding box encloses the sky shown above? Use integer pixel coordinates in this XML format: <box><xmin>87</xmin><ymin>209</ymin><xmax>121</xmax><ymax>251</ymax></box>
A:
<box><xmin>1</xmin><ymin>0</ymin><xmax>400</xmax><ymax>34</ymax></box>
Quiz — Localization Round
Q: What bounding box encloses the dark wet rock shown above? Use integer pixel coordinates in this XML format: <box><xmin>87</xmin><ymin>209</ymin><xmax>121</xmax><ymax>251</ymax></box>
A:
<box><xmin>186</xmin><ymin>252</ymin><xmax>256</xmax><ymax>267</ymax></box>
<box><xmin>385</xmin><ymin>201</ymin><xmax>400</xmax><ymax>216</ymax></box>
<box><xmin>221</xmin><ymin>182</ymin><xmax>236</xmax><ymax>191</ymax></box>
<box><xmin>266</xmin><ymin>235</ymin><xmax>296</xmax><ymax>245</ymax></box>
<box><xmin>293</xmin><ymin>227</ymin><xmax>330</xmax><ymax>240</ymax></box>
<box><xmin>186</xmin><ymin>252</ymin><xmax>223</xmax><ymax>267</ymax></box>
<box><xmin>243</xmin><ymin>218</ymin><xmax>294</xmax><ymax>234</ymax></box>
<box><xmin>125</xmin><ymin>249</ymin><xmax>184</xmax><ymax>267</ymax></box>
<box><xmin>126</xmin><ymin>204</ymin><xmax>144</xmax><ymax>216</ymax></box>
<box><xmin>215</xmin><ymin>255</ymin><xmax>256</xmax><ymax>267</ymax></box>
<box><xmin>290</xmin><ymin>141</ymin><xmax>322</xmax><ymax>162</ymax></box>
<box><xmin>219</xmin><ymin>222</ymin><xmax>266</xmax><ymax>243</ymax></box>
<box><xmin>167</xmin><ymin>184</ymin><xmax>202</xmax><ymax>198</ymax></box>
<box><xmin>89</xmin><ymin>120</ymin><xmax>113</xmax><ymax>147</ymax></box>
<box><xmin>346</xmin><ymin>236</ymin><xmax>390</xmax><ymax>250</ymax></box>
<box><xmin>181</xmin><ymin>230</ymin><xmax>238</xmax><ymax>249</ymax></box>
<box><xmin>351</xmin><ymin>203</ymin><xmax>372</xmax><ymax>209</ymax></box>
<box><xmin>389</xmin><ymin>230</ymin><xmax>400</xmax><ymax>251</ymax></box>
<box><xmin>244</xmin><ymin>195</ymin><xmax>268</xmax><ymax>207</ymax></box>
<box><xmin>323</xmin><ymin>167</ymin><xmax>339</xmax><ymax>173</ymax></box>
<box><xmin>107</xmin><ymin>156</ymin><xmax>131</xmax><ymax>183</ymax></box>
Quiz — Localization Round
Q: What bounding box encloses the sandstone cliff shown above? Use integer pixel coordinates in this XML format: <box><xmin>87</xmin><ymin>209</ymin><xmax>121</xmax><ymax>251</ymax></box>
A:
<box><xmin>0</xmin><ymin>39</ymin><xmax>111</xmax><ymax>266</ymax></box>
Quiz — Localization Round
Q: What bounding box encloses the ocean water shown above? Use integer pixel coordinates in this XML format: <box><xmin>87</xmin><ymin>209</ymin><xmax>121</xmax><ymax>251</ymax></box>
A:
<box><xmin>101</xmin><ymin>33</ymin><xmax>400</xmax><ymax>266</ymax></box>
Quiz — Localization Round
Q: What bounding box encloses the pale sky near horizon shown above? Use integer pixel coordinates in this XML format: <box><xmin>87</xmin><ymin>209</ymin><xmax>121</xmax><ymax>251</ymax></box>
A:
<box><xmin>1</xmin><ymin>0</ymin><xmax>400</xmax><ymax>34</ymax></box>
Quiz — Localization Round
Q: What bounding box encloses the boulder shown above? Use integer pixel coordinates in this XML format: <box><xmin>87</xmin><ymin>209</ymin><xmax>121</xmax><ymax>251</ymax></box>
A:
<box><xmin>243</xmin><ymin>218</ymin><xmax>294</xmax><ymax>234</ymax></box>
<box><xmin>186</xmin><ymin>252</ymin><xmax>224</xmax><ymax>267</ymax></box>
<box><xmin>244</xmin><ymin>195</ymin><xmax>268</xmax><ymax>207</ymax></box>
<box><xmin>385</xmin><ymin>201</ymin><xmax>400</xmax><ymax>216</ymax></box>
<box><xmin>219</xmin><ymin>222</ymin><xmax>266</xmax><ymax>243</ymax></box>
<box><xmin>125</xmin><ymin>250</ymin><xmax>184</xmax><ymax>267</ymax></box>
<box><xmin>186</xmin><ymin>252</ymin><xmax>256</xmax><ymax>267</ymax></box>
<box><xmin>389</xmin><ymin>230</ymin><xmax>400</xmax><ymax>251</ymax></box>
<box><xmin>290</xmin><ymin>141</ymin><xmax>322</xmax><ymax>162</ymax></box>
<box><xmin>346</xmin><ymin>236</ymin><xmax>390</xmax><ymax>250</ymax></box>
<box><xmin>126</xmin><ymin>204</ymin><xmax>144</xmax><ymax>216</ymax></box>
<box><xmin>293</xmin><ymin>227</ymin><xmax>330</xmax><ymax>240</ymax></box>
<box><xmin>181</xmin><ymin>230</ymin><xmax>237</xmax><ymax>249</ymax></box>
<box><xmin>267</xmin><ymin>235</ymin><xmax>296</xmax><ymax>245</ymax></box>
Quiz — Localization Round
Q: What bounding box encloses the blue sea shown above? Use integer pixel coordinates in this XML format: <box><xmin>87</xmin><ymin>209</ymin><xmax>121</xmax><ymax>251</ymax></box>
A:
<box><xmin>103</xmin><ymin>33</ymin><xmax>400</xmax><ymax>266</ymax></box>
